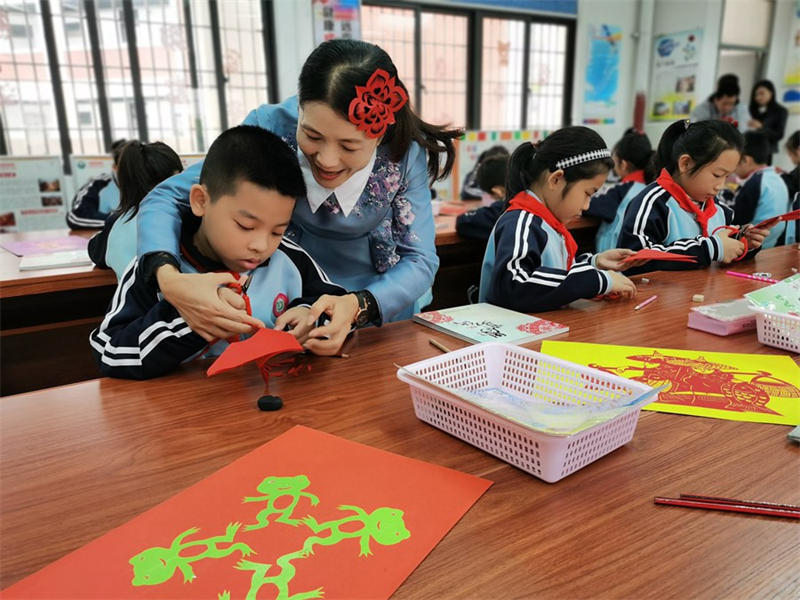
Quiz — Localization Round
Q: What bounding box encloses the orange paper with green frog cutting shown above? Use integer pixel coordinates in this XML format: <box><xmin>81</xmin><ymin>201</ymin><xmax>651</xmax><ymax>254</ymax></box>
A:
<box><xmin>1</xmin><ymin>426</ymin><xmax>491</xmax><ymax>600</ymax></box>
<box><xmin>540</xmin><ymin>341</ymin><xmax>800</xmax><ymax>425</ymax></box>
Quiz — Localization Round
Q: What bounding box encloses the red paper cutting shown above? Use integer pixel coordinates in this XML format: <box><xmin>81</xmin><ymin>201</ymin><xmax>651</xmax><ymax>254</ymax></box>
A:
<box><xmin>752</xmin><ymin>209</ymin><xmax>800</xmax><ymax>230</ymax></box>
<box><xmin>2</xmin><ymin>426</ymin><xmax>492</xmax><ymax>600</ymax></box>
<box><xmin>621</xmin><ymin>249</ymin><xmax>698</xmax><ymax>264</ymax></box>
<box><xmin>207</xmin><ymin>328</ymin><xmax>303</xmax><ymax>377</ymax></box>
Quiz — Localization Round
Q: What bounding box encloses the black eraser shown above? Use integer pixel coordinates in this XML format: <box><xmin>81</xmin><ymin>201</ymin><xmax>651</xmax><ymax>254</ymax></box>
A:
<box><xmin>257</xmin><ymin>395</ymin><xmax>283</xmax><ymax>411</ymax></box>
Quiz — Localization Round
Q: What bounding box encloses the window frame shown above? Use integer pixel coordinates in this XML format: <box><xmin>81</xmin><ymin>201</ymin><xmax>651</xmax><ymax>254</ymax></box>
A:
<box><xmin>363</xmin><ymin>0</ymin><xmax>575</xmax><ymax>130</ymax></box>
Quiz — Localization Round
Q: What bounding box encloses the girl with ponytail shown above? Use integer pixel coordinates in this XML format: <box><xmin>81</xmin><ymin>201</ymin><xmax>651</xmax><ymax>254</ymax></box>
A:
<box><xmin>135</xmin><ymin>39</ymin><xmax>461</xmax><ymax>348</ymax></box>
<box><xmin>479</xmin><ymin>126</ymin><xmax>643</xmax><ymax>313</ymax></box>
<box><xmin>618</xmin><ymin>119</ymin><xmax>771</xmax><ymax>272</ymax></box>
<box><xmin>88</xmin><ymin>141</ymin><xmax>182</xmax><ymax>279</ymax></box>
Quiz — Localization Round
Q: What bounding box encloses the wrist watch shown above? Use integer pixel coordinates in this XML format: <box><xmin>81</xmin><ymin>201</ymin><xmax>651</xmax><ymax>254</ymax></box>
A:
<box><xmin>353</xmin><ymin>291</ymin><xmax>373</xmax><ymax>328</ymax></box>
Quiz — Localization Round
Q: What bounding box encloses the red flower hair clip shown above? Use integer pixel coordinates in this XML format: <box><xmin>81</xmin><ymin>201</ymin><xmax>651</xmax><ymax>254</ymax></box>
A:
<box><xmin>347</xmin><ymin>68</ymin><xmax>408</xmax><ymax>138</ymax></box>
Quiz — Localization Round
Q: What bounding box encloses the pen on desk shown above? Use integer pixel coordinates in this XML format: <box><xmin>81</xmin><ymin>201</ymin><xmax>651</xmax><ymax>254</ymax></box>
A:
<box><xmin>429</xmin><ymin>338</ymin><xmax>452</xmax><ymax>353</ymax></box>
<box><xmin>725</xmin><ymin>270</ymin><xmax>779</xmax><ymax>284</ymax></box>
<box><xmin>654</xmin><ymin>496</ymin><xmax>800</xmax><ymax>519</ymax></box>
<box><xmin>679</xmin><ymin>494</ymin><xmax>800</xmax><ymax>512</ymax></box>
<box><xmin>634</xmin><ymin>295</ymin><xmax>658</xmax><ymax>311</ymax></box>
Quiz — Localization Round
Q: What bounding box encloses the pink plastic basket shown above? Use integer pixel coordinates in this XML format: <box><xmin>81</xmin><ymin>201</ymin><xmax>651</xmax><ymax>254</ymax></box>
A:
<box><xmin>397</xmin><ymin>343</ymin><xmax>655</xmax><ymax>483</ymax></box>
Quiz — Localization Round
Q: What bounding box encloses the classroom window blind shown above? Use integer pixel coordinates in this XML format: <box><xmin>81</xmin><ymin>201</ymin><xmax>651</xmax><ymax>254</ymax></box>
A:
<box><xmin>0</xmin><ymin>2</ymin><xmax>60</xmax><ymax>155</ymax></box>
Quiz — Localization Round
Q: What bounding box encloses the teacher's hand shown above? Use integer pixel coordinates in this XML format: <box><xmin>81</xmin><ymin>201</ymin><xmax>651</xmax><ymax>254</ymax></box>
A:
<box><xmin>156</xmin><ymin>265</ymin><xmax>265</xmax><ymax>341</ymax></box>
<box><xmin>302</xmin><ymin>294</ymin><xmax>359</xmax><ymax>356</ymax></box>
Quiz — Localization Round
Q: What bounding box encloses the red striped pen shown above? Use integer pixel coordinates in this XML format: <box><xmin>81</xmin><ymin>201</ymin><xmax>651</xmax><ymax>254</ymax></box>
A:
<box><xmin>654</xmin><ymin>494</ymin><xmax>800</xmax><ymax>519</ymax></box>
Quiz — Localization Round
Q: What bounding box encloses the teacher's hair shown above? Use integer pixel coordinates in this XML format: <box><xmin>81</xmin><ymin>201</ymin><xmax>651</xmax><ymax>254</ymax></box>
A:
<box><xmin>298</xmin><ymin>39</ymin><xmax>462</xmax><ymax>181</ymax></box>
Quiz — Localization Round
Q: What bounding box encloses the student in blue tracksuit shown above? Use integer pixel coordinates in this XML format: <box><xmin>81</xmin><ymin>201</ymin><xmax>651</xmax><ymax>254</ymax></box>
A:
<box><xmin>90</xmin><ymin>126</ymin><xmax>353</xmax><ymax>379</ymax></box>
<box><xmin>618</xmin><ymin>120</ymin><xmax>772</xmax><ymax>273</ymax></box>
<box><xmin>732</xmin><ymin>131</ymin><xmax>791</xmax><ymax>248</ymax></box>
<box><xmin>134</xmin><ymin>40</ymin><xmax>461</xmax><ymax>349</ymax></box>
<box><xmin>583</xmin><ymin>131</ymin><xmax>653</xmax><ymax>252</ymax></box>
<box><xmin>66</xmin><ymin>138</ymin><xmax>126</xmax><ymax>229</ymax></box>
<box><xmin>479</xmin><ymin>127</ymin><xmax>644</xmax><ymax>313</ymax></box>
<box><xmin>88</xmin><ymin>141</ymin><xmax>183</xmax><ymax>279</ymax></box>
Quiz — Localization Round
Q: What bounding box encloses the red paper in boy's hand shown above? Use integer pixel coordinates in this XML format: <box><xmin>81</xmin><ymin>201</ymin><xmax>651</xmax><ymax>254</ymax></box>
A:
<box><xmin>752</xmin><ymin>209</ymin><xmax>800</xmax><ymax>230</ymax></box>
<box><xmin>621</xmin><ymin>249</ymin><xmax>698</xmax><ymax>264</ymax></box>
<box><xmin>207</xmin><ymin>328</ymin><xmax>303</xmax><ymax>376</ymax></box>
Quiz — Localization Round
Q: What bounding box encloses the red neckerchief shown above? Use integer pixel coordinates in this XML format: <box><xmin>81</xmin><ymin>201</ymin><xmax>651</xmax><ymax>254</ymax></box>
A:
<box><xmin>507</xmin><ymin>190</ymin><xmax>577</xmax><ymax>268</ymax></box>
<box><xmin>656</xmin><ymin>168</ymin><xmax>717</xmax><ymax>236</ymax></box>
<box><xmin>622</xmin><ymin>170</ymin><xmax>645</xmax><ymax>184</ymax></box>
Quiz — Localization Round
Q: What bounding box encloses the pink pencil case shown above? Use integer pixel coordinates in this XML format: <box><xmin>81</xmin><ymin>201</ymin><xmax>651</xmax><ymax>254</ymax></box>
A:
<box><xmin>687</xmin><ymin>299</ymin><xmax>757</xmax><ymax>336</ymax></box>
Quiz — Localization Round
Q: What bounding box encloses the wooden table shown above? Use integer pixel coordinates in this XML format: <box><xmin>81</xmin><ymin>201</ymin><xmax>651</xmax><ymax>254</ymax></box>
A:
<box><xmin>0</xmin><ymin>230</ymin><xmax>118</xmax><ymax>396</ymax></box>
<box><xmin>2</xmin><ymin>246</ymin><xmax>798</xmax><ymax>598</ymax></box>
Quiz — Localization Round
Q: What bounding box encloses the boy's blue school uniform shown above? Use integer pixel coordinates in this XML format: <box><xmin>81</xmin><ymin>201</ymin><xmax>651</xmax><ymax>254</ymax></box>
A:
<box><xmin>87</xmin><ymin>210</ymin><xmax>138</xmax><ymax>280</ymax></box>
<box><xmin>136</xmin><ymin>97</ymin><xmax>438</xmax><ymax>323</ymax></box>
<box><xmin>618</xmin><ymin>170</ymin><xmax>749</xmax><ymax>272</ymax></box>
<box><xmin>66</xmin><ymin>174</ymin><xmax>119</xmax><ymax>229</ymax></box>
<box><xmin>732</xmin><ymin>166</ymin><xmax>790</xmax><ymax>248</ymax></box>
<box><xmin>90</xmin><ymin>215</ymin><xmax>345</xmax><ymax>380</ymax></box>
<box><xmin>584</xmin><ymin>171</ymin><xmax>646</xmax><ymax>252</ymax></box>
<box><xmin>479</xmin><ymin>191</ymin><xmax>611</xmax><ymax>312</ymax></box>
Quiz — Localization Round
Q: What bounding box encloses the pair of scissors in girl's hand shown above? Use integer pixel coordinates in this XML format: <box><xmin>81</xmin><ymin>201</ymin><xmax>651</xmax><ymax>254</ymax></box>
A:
<box><xmin>711</xmin><ymin>224</ymin><xmax>749</xmax><ymax>261</ymax></box>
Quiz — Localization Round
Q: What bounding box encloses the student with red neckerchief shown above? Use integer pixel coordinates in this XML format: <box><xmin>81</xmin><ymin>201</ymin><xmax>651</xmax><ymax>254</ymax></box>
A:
<box><xmin>479</xmin><ymin>127</ymin><xmax>644</xmax><ymax>313</ymax></box>
<box><xmin>618</xmin><ymin>120</ymin><xmax>772</xmax><ymax>274</ymax></box>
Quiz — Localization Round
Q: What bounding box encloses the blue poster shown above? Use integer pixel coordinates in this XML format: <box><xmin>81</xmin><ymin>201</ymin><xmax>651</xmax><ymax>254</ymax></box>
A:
<box><xmin>583</xmin><ymin>24</ymin><xmax>621</xmax><ymax>125</ymax></box>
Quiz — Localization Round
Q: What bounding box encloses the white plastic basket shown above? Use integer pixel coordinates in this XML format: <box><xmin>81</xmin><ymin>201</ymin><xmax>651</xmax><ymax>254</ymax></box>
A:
<box><xmin>397</xmin><ymin>343</ymin><xmax>655</xmax><ymax>483</ymax></box>
<box><xmin>751</xmin><ymin>307</ymin><xmax>800</xmax><ymax>354</ymax></box>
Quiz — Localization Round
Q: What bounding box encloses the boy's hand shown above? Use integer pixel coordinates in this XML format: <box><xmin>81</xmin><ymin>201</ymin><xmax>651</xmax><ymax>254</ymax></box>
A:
<box><xmin>596</xmin><ymin>248</ymin><xmax>648</xmax><ymax>270</ymax></box>
<box><xmin>302</xmin><ymin>294</ymin><xmax>359</xmax><ymax>356</ymax></box>
<box><xmin>273</xmin><ymin>306</ymin><xmax>314</xmax><ymax>344</ymax></box>
<box><xmin>217</xmin><ymin>285</ymin><xmax>247</xmax><ymax>311</ymax></box>
<box><xmin>742</xmin><ymin>226</ymin><xmax>770</xmax><ymax>250</ymax></box>
<box><xmin>715</xmin><ymin>228</ymin><xmax>746</xmax><ymax>263</ymax></box>
<box><xmin>607</xmin><ymin>271</ymin><xmax>637</xmax><ymax>298</ymax></box>
<box><xmin>157</xmin><ymin>266</ymin><xmax>264</xmax><ymax>341</ymax></box>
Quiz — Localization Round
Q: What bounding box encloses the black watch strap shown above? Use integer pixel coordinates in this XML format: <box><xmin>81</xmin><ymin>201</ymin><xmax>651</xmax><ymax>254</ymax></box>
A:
<box><xmin>141</xmin><ymin>252</ymin><xmax>180</xmax><ymax>289</ymax></box>
<box><xmin>354</xmin><ymin>290</ymin><xmax>380</xmax><ymax>326</ymax></box>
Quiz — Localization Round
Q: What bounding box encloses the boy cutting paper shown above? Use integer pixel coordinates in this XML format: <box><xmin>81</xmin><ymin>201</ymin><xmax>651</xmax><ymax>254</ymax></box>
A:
<box><xmin>90</xmin><ymin>126</ymin><xmax>357</xmax><ymax>379</ymax></box>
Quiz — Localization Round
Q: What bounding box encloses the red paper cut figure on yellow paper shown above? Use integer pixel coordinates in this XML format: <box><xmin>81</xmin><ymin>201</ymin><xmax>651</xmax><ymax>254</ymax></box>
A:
<box><xmin>588</xmin><ymin>351</ymin><xmax>800</xmax><ymax>414</ymax></box>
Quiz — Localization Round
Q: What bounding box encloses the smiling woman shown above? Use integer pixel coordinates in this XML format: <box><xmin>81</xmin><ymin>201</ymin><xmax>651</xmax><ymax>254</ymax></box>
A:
<box><xmin>132</xmin><ymin>39</ymin><xmax>462</xmax><ymax>352</ymax></box>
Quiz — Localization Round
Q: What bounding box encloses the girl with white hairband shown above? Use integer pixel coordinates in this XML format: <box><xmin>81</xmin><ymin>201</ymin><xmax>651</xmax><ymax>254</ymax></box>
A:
<box><xmin>479</xmin><ymin>126</ymin><xmax>645</xmax><ymax>312</ymax></box>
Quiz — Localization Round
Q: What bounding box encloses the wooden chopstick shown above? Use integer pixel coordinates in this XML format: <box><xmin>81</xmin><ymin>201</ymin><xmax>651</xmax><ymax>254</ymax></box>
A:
<box><xmin>654</xmin><ymin>496</ymin><xmax>800</xmax><ymax>519</ymax></box>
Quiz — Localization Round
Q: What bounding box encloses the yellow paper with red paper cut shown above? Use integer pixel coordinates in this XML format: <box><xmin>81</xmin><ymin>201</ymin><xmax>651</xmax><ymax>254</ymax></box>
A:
<box><xmin>540</xmin><ymin>341</ymin><xmax>800</xmax><ymax>425</ymax></box>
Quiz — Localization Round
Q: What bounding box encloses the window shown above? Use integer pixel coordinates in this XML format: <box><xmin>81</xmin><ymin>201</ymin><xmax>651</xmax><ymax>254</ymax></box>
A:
<box><xmin>217</xmin><ymin>0</ymin><xmax>271</xmax><ymax>127</ymax></box>
<box><xmin>362</xmin><ymin>2</ymin><xmax>573</xmax><ymax>131</ymax></box>
<box><xmin>0</xmin><ymin>2</ymin><xmax>60</xmax><ymax>155</ymax></box>
<box><xmin>717</xmin><ymin>0</ymin><xmax>773</xmax><ymax>101</ymax></box>
<box><xmin>420</xmin><ymin>11</ymin><xmax>468</xmax><ymax>128</ymax></box>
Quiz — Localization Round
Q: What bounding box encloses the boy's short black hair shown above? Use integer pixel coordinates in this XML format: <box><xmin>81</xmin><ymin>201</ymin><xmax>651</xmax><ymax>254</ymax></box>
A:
<box><xmin>200</xmin><ymin>125</ymin><xmax>306</xmax><ymax>200</ymax></box>
<box><xmin>742</xmin><ymin>131</ymin><xmax>771</xmax><ymax>165</ymax></box>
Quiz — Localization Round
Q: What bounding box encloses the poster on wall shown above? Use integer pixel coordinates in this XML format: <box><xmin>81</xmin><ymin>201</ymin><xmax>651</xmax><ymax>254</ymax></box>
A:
<box><xmin>70</xmin><ymin>155</ymin><xmax>114</xmax><ymax>191</ymax></box>
<box><xmin>583</xmin><ymin>24</ymin><xmax>622</xmax><ymax>125</ymax></box>
<box><xmin>0</xmin><ymin>157</ymin><xmax>66</xmax><ymax>232</ymax></box>
<box><xmin>782</xmin><ymin>1</ymin><xmax>800</xmax><ymax>114</ymax></box>
<box><xmin>312</xmin><ymin>0</ymin><xmax>360</xmax><ymax>45</ymax></box>
<box><xmin>648</xmin><ymin>29</ymin><xmax>703</xmax><ymax>121</ymax></box>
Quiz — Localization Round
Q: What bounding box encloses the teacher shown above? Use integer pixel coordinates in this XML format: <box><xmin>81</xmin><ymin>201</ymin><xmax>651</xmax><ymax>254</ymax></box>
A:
<box><xmin>135</xmin><ymin>39</ymin><xmax>461</xmax><ymax>352</ymax></box>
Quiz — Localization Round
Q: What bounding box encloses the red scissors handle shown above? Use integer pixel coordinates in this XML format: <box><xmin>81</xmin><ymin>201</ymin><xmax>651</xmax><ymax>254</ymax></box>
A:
<box><xmin>711</xmin><ymin>225</ymin><xmax>748</xmax><ymax>262</ymax></box>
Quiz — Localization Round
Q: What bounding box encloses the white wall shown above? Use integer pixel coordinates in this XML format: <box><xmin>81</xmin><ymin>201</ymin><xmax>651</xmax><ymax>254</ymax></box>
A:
<box><xmin>272</xmin><ymin>0</ymin><xmax>315</xmax><ymax>102</ymax></box>
<box><xmin>570</xmin><ymin>0</ymin><xmax>639</xmax><ymax>147</ymax></box>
